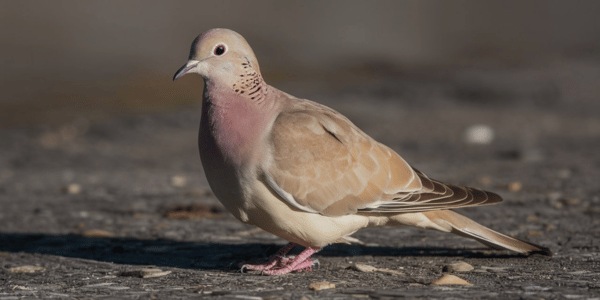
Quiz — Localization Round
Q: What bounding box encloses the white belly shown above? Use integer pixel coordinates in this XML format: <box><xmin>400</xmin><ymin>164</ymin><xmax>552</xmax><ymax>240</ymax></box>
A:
<box><xmin>242</xmin><ymin>180</ymin><xmax>371</xmax><ymax>248</ymax></box>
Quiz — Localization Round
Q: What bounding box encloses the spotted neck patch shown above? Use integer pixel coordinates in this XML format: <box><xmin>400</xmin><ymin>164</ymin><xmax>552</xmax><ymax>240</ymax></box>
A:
<box><xmin>232</xmin><ymin>57</ymin><xmax>267</xmax><ymax>102</ymax></box>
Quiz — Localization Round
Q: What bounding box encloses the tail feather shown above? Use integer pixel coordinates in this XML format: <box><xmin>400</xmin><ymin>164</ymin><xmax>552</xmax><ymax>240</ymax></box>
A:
<box><xmin>424</xmin><ymin>210</ymin><xmax>552</xmax><ymax>256</ymax></box>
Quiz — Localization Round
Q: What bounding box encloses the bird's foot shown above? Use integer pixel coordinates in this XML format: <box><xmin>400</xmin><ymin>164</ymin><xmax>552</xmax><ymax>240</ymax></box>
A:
<box><xmin>259</xmin><ymin>247</ymin><xmax>320</xmax><ymax>276</ymax></box>
<box><xmin>240</xmin><ymin>243</ymin><xmax>297</xmax><ymax>272</ymax></box>
<box><xmin>240</xmin><ymin>245</ymin><xmax>320</xmax><ymax>275</ymax></box>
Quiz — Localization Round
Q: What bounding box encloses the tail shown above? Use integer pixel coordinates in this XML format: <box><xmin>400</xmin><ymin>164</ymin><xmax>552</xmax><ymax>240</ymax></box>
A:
<box><xmin>423</xmin><ymin>210</ymin><xmax>552</xmax><ymax>256</ymax></box>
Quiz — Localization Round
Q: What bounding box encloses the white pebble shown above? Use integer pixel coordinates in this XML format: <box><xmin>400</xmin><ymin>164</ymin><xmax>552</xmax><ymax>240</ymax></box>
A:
<box><xmin>464</xmin><ymin>125</ymin><xmax>495</xmax><ymax>145</ymax></box>
<box><xmin>63</xmin><ymin>183</ymin><xmax>82</xmax><ymax>195</ymax></box>
<box><xmin>8</xmin><ymin>265</ymin><xmax>45</xmax><ymax>273</ymax></box>
<box><xmin>443</xmin><ymin>261</ymin><xmax>474</xmax><ymax>272</ymax></box>
<box><xmin>170</xmin><ymin>175</ymin><xmax>187</xmax><ymax>188</ymax></box>
<box><xmin>431</xmin><ymin>274</ymin><xmax>472</xmax><ymax>286</ymax></box>
<box><xmin>308</xmin><ymin>281</ymin><xmax>335</xmax><ymax>291</ymax></box>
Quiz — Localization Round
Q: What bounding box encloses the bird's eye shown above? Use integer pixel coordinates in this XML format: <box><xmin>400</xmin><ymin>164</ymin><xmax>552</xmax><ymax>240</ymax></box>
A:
<box><xmin>214</xmin><ymin>44</ymin><xmax>226</xmax><ymax>56</ymax></box>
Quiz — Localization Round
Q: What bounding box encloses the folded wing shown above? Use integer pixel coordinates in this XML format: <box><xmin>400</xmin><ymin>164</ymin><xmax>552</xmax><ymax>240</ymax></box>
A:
<box><xmin>264</xmin><ymin>99</ymin><xmax>501</xmax><ymax>217</ymax></box>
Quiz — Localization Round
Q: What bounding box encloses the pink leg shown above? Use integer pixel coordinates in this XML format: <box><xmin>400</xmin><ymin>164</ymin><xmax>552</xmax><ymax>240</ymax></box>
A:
<box><xmin>261</xmin><ymin>247</ymin><xmax>320</xmax><ymax>276</ymax></box>
<box><xmin>240</xmin><ymin>243</ymin><xmax>296</xmax><ymax>272</ymax></box>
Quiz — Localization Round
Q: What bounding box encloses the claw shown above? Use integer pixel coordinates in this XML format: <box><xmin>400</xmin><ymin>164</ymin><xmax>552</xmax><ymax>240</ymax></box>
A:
<box><xmin>240</xmin><ymin>265</ymin><xmax>249</xmax><ymax>273</ymax></box>
<box><xmin>311</xmin><ymin>259</ymin><xmax>320</xmax><ymax>270</ymax></box>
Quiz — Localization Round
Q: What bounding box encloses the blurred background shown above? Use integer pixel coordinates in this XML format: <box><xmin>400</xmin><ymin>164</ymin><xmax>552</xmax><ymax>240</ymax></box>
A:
<box><xmin>1</xmin><ymin>0</ymin><xmax>599</xmax><ymax>127</ymax></box>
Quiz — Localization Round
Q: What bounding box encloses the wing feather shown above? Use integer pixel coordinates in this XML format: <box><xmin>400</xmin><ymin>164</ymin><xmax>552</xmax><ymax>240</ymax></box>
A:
<box><xmin>264</xmin><ymin>99</ymin><xmax>502</xmax><ymax>216</ymax></box>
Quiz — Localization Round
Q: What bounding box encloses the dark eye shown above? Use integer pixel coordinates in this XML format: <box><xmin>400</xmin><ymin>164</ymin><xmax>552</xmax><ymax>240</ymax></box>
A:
<box><xmin>214</xmin><ymin>44</ymin><xmax>226</xmax><ymax>56</ymax></box>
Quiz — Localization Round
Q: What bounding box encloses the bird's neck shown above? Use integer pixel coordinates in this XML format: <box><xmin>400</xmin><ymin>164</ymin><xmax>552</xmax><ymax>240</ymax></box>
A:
<box><xmin>200</xmin><ymin>79</ymin><xmax>277</xmax><ymax>167</ymax></box>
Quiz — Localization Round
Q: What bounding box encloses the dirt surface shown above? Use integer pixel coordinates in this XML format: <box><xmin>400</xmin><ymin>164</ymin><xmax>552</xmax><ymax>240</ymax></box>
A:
<box><xmin>1</xmin><ymin>59</ymin><xmax>599</xmax><ymax>299</ymax></box>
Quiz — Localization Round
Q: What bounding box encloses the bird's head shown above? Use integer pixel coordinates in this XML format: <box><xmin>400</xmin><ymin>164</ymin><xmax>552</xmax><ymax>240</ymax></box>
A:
<box><xmin>173</xmin><ymin>28</ymin><xmax>261</xmax><ymax>86</ymax></box>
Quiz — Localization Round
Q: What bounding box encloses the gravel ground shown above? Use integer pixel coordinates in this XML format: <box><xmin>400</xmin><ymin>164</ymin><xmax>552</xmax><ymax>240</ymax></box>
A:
<box><xmin>1</xmin><ymin>59</ymin><xmax>599</xmax><ymax>299</ymax></box>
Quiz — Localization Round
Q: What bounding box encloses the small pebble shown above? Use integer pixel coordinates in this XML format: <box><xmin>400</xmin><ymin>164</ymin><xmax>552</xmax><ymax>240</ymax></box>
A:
<box><xmin>528</xmin><ymin>230</ymin><xmax>543</xmax><ymax>237</ymax></box>
<box><xmin>8</xmin><ymin>265</ymin><xmax>45</xmax><ymax>273</ymax></box>
<box><xmin>564</xmin><ymin>198</ymin><xmax>581</xmax><ymax>206</ymax></box>
<box><xmin>170</xmin><ymin>175</ymin><xmax>187</xmax><ymax>188</ymax></box>
<box><xmin>138</xmin><ymin>268</ymin><xmax>172</xmax><ymax>278</ymax></box>
<box><xmin>431</xmin><ymin>274</ymin><xmax>472</xmax><ymax>286</ymax></box>
<box><xmin>507</xmin><ymin>181</ymin><xmax>522</xmax><ymax>192</ymax></box>
<box><xmin>443</xmin><ymin>261</ymin><xmax>474</xmax><ymax>273</ymax></box>
<box><xmin>480</xmin><ymin>266</ymin><xmax>508</xmax><ymax>273</ymax></box>
<box><xmin>63</xmin><ymin>183</ymin><xmax>82</xmax><ymax>195</ymax></box>
<box><xmin>376</xmin><ymin>267</ymin><xmax>406</xmax><ymax>276</ymax></box>
<box><xmin>120</xmin><ymin>268</ymin><xmax>172</xmax><ymax>278</ymax></box>
<box><xmin>478</xmin><ymin>176</ymin><xmax>493</xmax><ymax>187</ymax></box>
<box><xmin>82</xmin><ymin>229</ymin><xmax>114</xmax><ymax>238</ymax></box>
<box><xmin>233</xmin><ymin>296</ymin><xmax>263</xmax><ymax>300</ymax></box>
<box><xmin>308</xmin><ymin>281</ymin><xmax>335</xmax><ymax>291</ymax></box>
<box><xmin>350</xmin><ymin>263</ymin><xmax>378</xmax><ymax>273</ymax></box>
<box><xmin>464</xmin><ymin>125</ymin><xmax>494</xmax><ymax>145</ymax></box>
<box><xmin>106</xmin><ymin>286</ymin><xmax>130</xmax><ymax>290</ymax></box>
<box><xmin>349</xmin><ymin>263</ymin><xmax>405</xmax><ymax>276</ymax></box>
<box><xmin>552</xmin><ymin>201</ymin><xmax>564</xmax><ymax>209</ymax></box>
<box><xmin>568</xmin><ymin>270</ymin><xmax>589</xmax><ymax>275</ymax></box>
<box><xmin>83</xmin><ymin>283</ymin><xmax>114</xmax><ymax>288</ymax></box>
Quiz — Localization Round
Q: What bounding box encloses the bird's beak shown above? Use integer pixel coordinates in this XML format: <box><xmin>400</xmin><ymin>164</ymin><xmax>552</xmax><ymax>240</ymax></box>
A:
<box><xmin>173</xmin><ymin>60</ymin><xmax>200</xmax><ymax>81</ymax></box>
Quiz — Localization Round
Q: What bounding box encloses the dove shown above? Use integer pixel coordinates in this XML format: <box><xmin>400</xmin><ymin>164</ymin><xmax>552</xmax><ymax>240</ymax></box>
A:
<box><xmin>173</xmin><ymin>28</ymin><xmax>550</xmax><ymax>275</ymax></box>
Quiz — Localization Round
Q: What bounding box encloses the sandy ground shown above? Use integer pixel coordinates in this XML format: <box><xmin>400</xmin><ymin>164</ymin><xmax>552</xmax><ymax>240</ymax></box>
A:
<box><xmin>1</xmin><ymin>59</ymin><xmax>599</xmax><ymax>299</ymax></box>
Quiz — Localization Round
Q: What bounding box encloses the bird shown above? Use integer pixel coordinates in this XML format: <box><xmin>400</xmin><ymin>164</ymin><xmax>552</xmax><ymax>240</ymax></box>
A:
<box><xmin>173</xmin><ymin>28</ymin><xmax>550</xmax><ymax>275</ymax></box>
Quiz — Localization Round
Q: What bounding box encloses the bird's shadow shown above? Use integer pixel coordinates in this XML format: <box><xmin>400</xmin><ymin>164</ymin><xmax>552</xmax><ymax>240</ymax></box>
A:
<box><xmin>0</xmin><ymin>232</ymin><xmax>527</xmax><ymax>271</ymax></box>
